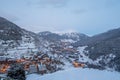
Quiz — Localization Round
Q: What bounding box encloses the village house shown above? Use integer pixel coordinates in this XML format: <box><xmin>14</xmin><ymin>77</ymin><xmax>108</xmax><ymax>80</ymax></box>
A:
<box><xmin>29</xmin><ymin>64</ymin><xmax>38</xmax><ymax>73</ymax></box>
<box><xmin>72</xmin><ymin>61</ymin><xmax>85</xmax><ymax>68</ymax></box>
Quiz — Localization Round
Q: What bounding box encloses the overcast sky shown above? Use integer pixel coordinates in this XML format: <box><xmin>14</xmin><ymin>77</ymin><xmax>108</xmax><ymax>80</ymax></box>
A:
<box><xmin>0</xmin><ymin>0</ymin><xmax>120</xmax><ymax>35</ymax></box>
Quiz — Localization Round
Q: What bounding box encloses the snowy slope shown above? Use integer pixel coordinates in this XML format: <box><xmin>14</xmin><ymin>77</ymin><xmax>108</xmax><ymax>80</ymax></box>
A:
<box><xmin>0</xmin><ymin>17</ymin><xmax>41</xmax><ymax>58</ymax></box>
<box><xmin>27</xmin><ymin>68</ymin><xmax>120</xmax><ymax>80</ymax></box>
<box><xmin>77</xmin><ymin>46</ymin><xmax>94</xmax><ymax>64</ymax></box>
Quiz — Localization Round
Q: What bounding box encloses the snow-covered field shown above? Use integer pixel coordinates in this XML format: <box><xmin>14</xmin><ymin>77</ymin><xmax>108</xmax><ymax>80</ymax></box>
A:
<box><xmin>27</xmin><ymin>68</ymin><xmax>120</xmax><ymax>80</ymax></box>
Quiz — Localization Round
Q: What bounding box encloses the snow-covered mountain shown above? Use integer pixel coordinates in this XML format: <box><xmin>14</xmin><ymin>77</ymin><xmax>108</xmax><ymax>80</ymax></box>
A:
<box><xmin>0</xmin><ymin>16</ymin><xmax>120</xmax><ymax>73</ymax></box>
<box><xmin>85</xmin><ymin>28</ymin><xmax>120</xmax><ymax>72</ymax></box>
<box><xmin>38</xmin><ymin>31</ymin><xmax>89</xmax><ymax>43</ymax></box>
<box><xmin>0</xmin><ymin>17</ymin><xmax>41</xmax><ymax>58</ymax></box>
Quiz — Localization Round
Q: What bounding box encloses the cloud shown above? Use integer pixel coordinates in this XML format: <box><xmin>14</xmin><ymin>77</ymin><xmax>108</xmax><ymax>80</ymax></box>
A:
<box><xmin>0</xmin><ymin>10</ymin><xmax>19</xmax><ymax>21</ymax></box>
<box><xmin>53</xmin><ymin>29</ymin><xmax>77</xmax><ymax>34</ymax></box>
<box><xmin>72</xmin><ymin>9</ymin><xmax>87</xmax><ymax>14</ymax></box>
<box><xmin>26</xmin><ymin>0</ymin><xmax>69</xmax><ymax>8</ymax></box>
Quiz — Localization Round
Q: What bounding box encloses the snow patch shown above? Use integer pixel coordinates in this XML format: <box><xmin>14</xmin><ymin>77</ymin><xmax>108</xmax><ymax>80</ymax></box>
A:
<box><xmin>27</xmin><ymin>68</ymin><xmax>120</xmax><ymax>80</ymax></box>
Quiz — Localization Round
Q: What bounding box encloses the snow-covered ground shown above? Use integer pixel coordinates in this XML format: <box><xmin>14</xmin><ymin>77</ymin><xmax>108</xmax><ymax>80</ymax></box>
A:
<box><xmin>27</xmin><ymin>68</ymin><xmax>120</xmax><ymax>80</ymax></box>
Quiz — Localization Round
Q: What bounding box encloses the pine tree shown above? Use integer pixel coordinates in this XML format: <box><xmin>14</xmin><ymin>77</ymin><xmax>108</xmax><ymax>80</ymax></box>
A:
<box><xmin>7</xmin><ymin>63</ymin><xmax>26</xmax><ymax>80</ymax></box>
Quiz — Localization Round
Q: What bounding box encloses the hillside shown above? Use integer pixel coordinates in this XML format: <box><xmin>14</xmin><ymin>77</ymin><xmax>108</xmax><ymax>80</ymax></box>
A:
<box><xmin>0</xmin><ymin>17</ymin><xmax>40</xmax><ymax>58</ymax></box>
<box><xmin>85</xmin><ymin>28</ymin><xmax>120</xmax><ymax>71</ymax></box>
<box><xmin>0</xmin><ymin>16</ymin><xmax>120</xmax><ymax>73</ymax></box>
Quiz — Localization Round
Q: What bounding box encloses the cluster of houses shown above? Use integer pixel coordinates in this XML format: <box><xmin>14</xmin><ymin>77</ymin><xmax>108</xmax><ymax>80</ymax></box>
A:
<box><xmin>49</xmin><ymin>42</ymin><xmax>86</xmax><ymax>68</ymax></box>
<box><xmin>49</xmin><ymin>41</ymin><xmax>78</xmax><ymax>56</ymax></box>
<box><xmin>0</xmin><ymin>40</ymin><xmax>86</xmax><ymax>75</ymax></box>
<box><xmin>0</xmin><ymin>55</ymin><xmax>17</xmax><ymax>74</ymax></box>
<box><xmin>0</xmin><ymin>51</ymin><xmax>64</xmax><ymax>75</ymax></box>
